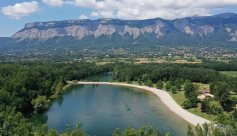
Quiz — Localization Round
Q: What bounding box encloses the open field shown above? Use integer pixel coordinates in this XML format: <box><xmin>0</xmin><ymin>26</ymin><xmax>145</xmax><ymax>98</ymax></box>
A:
<box><xmin>217</xmin><ymin>60</ymin><xmax>230</xmax><ymax>63</ymax></box>
<box><xmin>95</xmin><ymin>62</ymin><xmax>115</xmax><ymax>65</ymax></box>
<box><xmin>220</xmin><ymin>71</ymin><xmax>237</xmax><ymax>77</ymax></box>
<box><xmin>97</xmin><ymin>56</ymin><xmax>203</xmax><ymax>64</ymax></box>
<box><xmin>134</xmin><ymin>60</ymin><xmax>202</xmax><ymax>64</ymax></box>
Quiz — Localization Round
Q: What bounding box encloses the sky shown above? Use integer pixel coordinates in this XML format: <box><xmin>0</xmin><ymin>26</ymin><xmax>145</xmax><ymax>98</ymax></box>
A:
<box><xmin>0</xmin><ymin>0</ymin><xmax>237</xmax><ymax>37</ymax></box>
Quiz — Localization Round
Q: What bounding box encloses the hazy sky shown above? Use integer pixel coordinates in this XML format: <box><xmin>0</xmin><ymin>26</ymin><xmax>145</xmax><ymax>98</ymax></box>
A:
<box><xmin>1</xmin><ymin>0</ymin><xmax>237</xmax><ymax>37</ymax></box>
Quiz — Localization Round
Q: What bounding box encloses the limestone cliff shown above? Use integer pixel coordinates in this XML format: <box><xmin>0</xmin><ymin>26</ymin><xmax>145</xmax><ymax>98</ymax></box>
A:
<box><xmin>11</xmin><ymin>13</ymin><xmax>237</xmax><ymax>45</ymax></box>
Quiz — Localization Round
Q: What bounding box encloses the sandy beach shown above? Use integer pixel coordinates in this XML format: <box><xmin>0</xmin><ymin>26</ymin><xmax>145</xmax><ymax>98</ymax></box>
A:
<box><xmin>77</xmin><ymin>82</ymin><xmax>211</xmax><ymax>126</ymax></box>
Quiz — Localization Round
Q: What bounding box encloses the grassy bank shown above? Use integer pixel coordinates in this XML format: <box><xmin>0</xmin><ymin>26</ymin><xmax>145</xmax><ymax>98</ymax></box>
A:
<box><xmin>220</xmin><ymin>71</ymin><xmax>237</xmax><ymax>77</ymax></box>
<box><xmin>166</xmin><ymin>91</ymin><xmax>216</xmax><ymax>122</ymax></box>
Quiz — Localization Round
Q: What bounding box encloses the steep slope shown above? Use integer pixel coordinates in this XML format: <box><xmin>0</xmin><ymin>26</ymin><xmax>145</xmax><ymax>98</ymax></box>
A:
<box><xmin>4</xmin><ymin>13</ymin><xmax>237</xmax><ymax>51</ymax></box>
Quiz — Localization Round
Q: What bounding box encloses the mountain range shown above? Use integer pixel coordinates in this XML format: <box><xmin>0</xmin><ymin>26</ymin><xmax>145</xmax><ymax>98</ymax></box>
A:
<box><xmin>1</xmin><ymin>13</ymin><xmax>237</xmax><ymax>52</ymax></box>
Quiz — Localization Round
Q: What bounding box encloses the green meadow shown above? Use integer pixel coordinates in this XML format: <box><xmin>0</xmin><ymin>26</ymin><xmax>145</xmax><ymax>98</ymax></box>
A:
<box><xmin>220</xmin><ymin>71</ymin><xmax>237</xmax><ymax>77</ymax></box>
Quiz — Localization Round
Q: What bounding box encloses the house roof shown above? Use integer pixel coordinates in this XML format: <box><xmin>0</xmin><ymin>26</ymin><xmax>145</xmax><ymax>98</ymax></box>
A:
<box><xmin>72</xmin><ymin>80</ymin><xmax>78</xmax><ymax>82</ymax></box>
<box><xmin>198</xmin><ymin>93</ymin><xmax>214</xmax><ymax>100</ymax></box>
<box><xmin>197</xmin><ymin>90</ymin><xmax>210</xmax><ymax>93</ymax></box>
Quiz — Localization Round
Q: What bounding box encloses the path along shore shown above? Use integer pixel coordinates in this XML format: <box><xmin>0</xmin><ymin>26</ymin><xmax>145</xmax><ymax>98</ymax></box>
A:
<box><xmin>77</xmin><ymin>82</ymin><xmax>210</xmax><ymax>126</ymax></box>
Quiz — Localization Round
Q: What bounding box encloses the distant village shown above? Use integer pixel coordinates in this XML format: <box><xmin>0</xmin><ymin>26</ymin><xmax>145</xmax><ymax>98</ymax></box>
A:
<box><xmin>1</xmin><ymin>47</ymin><xmax>237</xmax><ymax>62</ymax></box>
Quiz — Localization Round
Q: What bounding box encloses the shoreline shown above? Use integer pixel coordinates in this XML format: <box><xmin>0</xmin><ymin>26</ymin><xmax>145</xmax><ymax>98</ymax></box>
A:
<box><xmin>78</xmin><ymin>82</ymin><xmax>211</xmax><ymax>126</ymax></box>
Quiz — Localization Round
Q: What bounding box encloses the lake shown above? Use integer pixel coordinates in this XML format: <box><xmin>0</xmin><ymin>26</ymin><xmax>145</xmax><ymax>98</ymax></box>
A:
<box><xmin>29</xmin><ymin>72</ymin><xmax>190</xmax><ymax>135</ymax></box>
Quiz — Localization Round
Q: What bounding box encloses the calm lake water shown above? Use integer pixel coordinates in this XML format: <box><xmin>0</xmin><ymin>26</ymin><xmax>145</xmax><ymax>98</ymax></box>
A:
<box><xmin>29</xmin><ymin>73</ymin><xmax>190</xmax><ymax>135</ymax></box>
<box><xmin>82</xmin><ymin>71</ymin><xmax>115</xmax><ymax>82</ymax></box>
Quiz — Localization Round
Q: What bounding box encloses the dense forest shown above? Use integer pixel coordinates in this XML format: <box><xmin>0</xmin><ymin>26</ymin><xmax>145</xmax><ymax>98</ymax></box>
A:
<box><xmin>112</xmin><ymin>64</ymin><xmax>237</xmax><ymax>89</ymax></box>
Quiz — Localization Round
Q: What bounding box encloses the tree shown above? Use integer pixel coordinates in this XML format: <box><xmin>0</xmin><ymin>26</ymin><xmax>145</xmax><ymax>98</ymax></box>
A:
<box><xmin>201</xmin><ymin>102</ymin><xmax>206</xmax><ymax>112</ymax></box>
<box><xmin>117</xmin><ymin>125</ymin><xmax>168</xmax><ymax>136</ymax></box>
<box><xmin>184</xmin><ymin>79</ymin><xmax>192</xmax><ymax>85</ymax></box>
<box><xmin>165</xmin><ymin>83</ymin><xmax>172</xmax><ymax>90</ymax></box>
<box><xmin>70</xmin><ymin>123</ymin><xmax>88</xmax><ymax>136</ymax></box>
<box><xmin>217</xmin><ymin>83</ymin><xmax>231</xmax><ymax>108</ymax></box>
<box><xmin>215</xmin><ymin>114</ymin><xmax>227</xmax><ymax>124</ymax></box>
<box><xmin>146</xmin><ymin>79</ymin><xmax>153</xmax><ymax>87</ymax></box>
<box><xmin>138</xmin><ymin>79</ymin><xmax>142</xmax><ymax>86</ymax></box>
<box><xmin>170</xmin><ymin>86</ymin><xmax>177</xmax><ymax>94</ymax></box>
<box><xmin>188</xmin><ymin>92</ymin><xmax>198</xmax><ymax>107</ymax></box>
<box><xmin>55</xmin><ymin>82</ymin><xmax>64</xmax><ymax>94</ymax></box>
<box><xmin>188</xmin><ymin>122</ymin><xmax>228</xmax><ymax>136</ymax></box>
<box><xmin>210</xmin><ymin>81</ymin><xmax>235</xmax><ymax>108</ymax></box>
<box><xmin>182</xmin><ymin>100</ymin><xmax>192</xmax><ymax>109</ymax></box>
<box><xmin>122</xmin><ymin>126</ymin><xmax>136</xmax><ymax>136</ymax></box>
<box><xmin>109</xmin><ymin>79</ymin><xmax>112</xmax><ymax>83</ymax></box>
<box><xmin>194</xmin><ymin>84</ymin><xmax>200</xmax><ymax>92</ymax></box>
<box><xmin>126</xmin><ymin>75</ymin><xmax>131</xmax><ymax>83</ymax></box>
<box><xmin>92</xmin><ymin>76</ymin><xmax>95</xmax><ymax>82</ymax></box>
<box><xmin>175</xmin><ymin>82</ymin><xmax>182</xmax><ymax>90</ymax></box>
<box><xmin>180</xmin><ymin>78</ymin><xmax>184</xmax><ymax>84</ymax></box>
<box><xmin>0</xmin><ymin>89</ymin><xmax>10</xmax><ymax>104</ymax></box>
<box><xmin>184</xmin><ymin>83</ymin><xmax>195</xmax><ymax>98</ymax></box>
<box><xmin>118</xmin><ymin>77</ymin><xmax>123</xmax><ymax>82</ymax></box>
<box><xmin>0</xmin><ymin>106</ymin><xmax>33</xmax><ymax>136</ymax></box>
<box><xmin>163</xmin><ymin>77</ymin><xmax>167</xmax><ymax>82</ymax></box>
<box><xmin>187</xmin><ymin>125</ymin><xmax>194</xmax><ymax>136</ymax></box>
<box><xmin>141</xmin><ymin>74</ymin><xmax>148</xmax><ymax>82</ymax></box>
<box><xmin>47</xmin><ymin>128</ymin><xmax>59</xmax><ymax>136</ymax></box>
<box><xmin>31</xmin><ymin>95</ymin><xmax>48</xmax><ymax>112</ymax></box>
<box><xmin>195</xmin><ymin>124</ymin><xmax>204</xmax><ymax>136</ymax></box>
<box><xmin>135</xmin><ymin>125</ymin><xmax>161</xmax><ymax>136</ymax></box>
<box><xmin>232</xmin><ymin>108</ymin><xmax>237</xmax><ymax>119</ymax></box>
<box><xmin>156</xmin><ymin>80</ymin><xmax>163</xmax><ymax>89</ymax></box>
<box><xmin>35</xmin><ymin>124</ymin><xmax>49</xmax><ymax>136</ymax></box>
<box><xmin>209</xmin><ymin>101</ymin><xmax>224</xmax><ymax>114</ymax></box>
<box><xmin>111</xmin><ymin>128</ymin><xmax>120</xmax><ymax>136</ymax></box>
<box><xmin>174</xmin><ymin>79</ymin><xmax>182</xmax><ymax>90</ymax></box>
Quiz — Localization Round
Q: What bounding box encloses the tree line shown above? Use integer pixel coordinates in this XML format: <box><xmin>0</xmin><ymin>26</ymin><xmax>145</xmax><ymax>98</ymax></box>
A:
<box><xmin>113</xmin><ymin>64</ymin><xmax>236</xmax><ymax>85</ymax></box>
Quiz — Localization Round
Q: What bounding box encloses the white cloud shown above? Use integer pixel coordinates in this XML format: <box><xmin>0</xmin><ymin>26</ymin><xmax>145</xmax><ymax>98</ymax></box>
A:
<box><xmin>98</xmin><ymin>10</ymin><xmax>114</xmax><ymax>18</ymax></box>
<box><xmin>74</xmin><ymin>0</ymin><xmax>106</xmax><ymax>9</ymax></box>
<box><xmin>1</xmin><ymin>1</ymin><xmax>40</xmax><ymax>20</ymax></box>
<box><xmin>42</xmin><ymin>0</ymin><xmax>64</xmax><ymax>7</ymax></box>
<box><xmin>72</xmin><ymin>0</ymin><xmax>237</xmax><ymax>20</ymax></box>
<box><xmin>90</xmin><ymin>10</ymin><xmax>115</xmax><ymax>18</ymax></box>
<box><xmin>64</xmin><ymin>1</ymin><xmax>75</xmax><ymax>5</ymax></box>
<box><xmin>90</xmin><ymin>11</ymin><xmax>100</xmax><ymax>17</ymax></box>
<box><xmin>79</xmin><ymin>15</ymin><xmax>89</xmax><ymax>19</ymax></box>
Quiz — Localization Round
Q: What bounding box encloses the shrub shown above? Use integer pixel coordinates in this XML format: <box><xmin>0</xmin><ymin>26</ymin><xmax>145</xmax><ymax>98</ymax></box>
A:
<box><xmin>182</xmin><ymin>100</ymin><xmax>192</xmax><ymax>109</ymax></box>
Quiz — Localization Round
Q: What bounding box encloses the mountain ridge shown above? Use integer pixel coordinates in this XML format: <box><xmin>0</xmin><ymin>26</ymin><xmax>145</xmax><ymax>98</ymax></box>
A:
<box><xmin>13</xmin><ymin>13</ymin><xmax>237</xmax><ymax>41</ymax></box>
<box><xmin>2</xmin><ymin>13</ymin><xmax>237</xmax><ymax>52</ymax></box>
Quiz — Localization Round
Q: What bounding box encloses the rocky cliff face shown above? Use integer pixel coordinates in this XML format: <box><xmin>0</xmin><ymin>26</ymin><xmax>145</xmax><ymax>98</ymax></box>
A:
<box><xmin>12</xmin><ymin>19</ymin><xmax>168</xmax><ymax>40</ymax></box>
<box><xmin>11</xmin><ymin>13</ymin><xmax>237</xmax><ymax>47</ymax></box>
